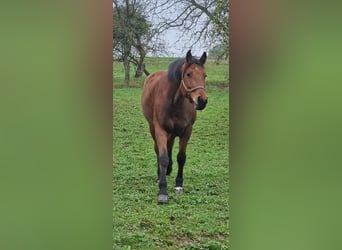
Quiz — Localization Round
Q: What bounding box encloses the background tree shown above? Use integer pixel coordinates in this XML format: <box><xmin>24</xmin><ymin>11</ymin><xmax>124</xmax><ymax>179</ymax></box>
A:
<box><xmin>149</xmin><ymin>0</ymin><xmax>229</xmax><ymax>59</ymax></box>
<box><xmin>208</xmin><ymin>43</ymin><xmax>227</xmax><ymax>61</ymax></box>
<box><xmin>113</xmin><ymin>0</ymin><xmax>229</xmax><ymax>84</ymax></box>
<box><xmin>210</xmin><ymin>0</ymin><xmax>229</xmax><ymax>60</ymax></box>
<box><xmin>113</xmin><ymin>0</ymin><xmax>154</xmax><ymax>83</ymax></box>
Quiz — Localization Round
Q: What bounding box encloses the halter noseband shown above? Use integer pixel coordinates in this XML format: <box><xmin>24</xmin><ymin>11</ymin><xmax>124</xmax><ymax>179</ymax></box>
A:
<box><xmin>181</xmin><ymin>79</ymin><xmax>205</xmax><ymax>94</ymax></box>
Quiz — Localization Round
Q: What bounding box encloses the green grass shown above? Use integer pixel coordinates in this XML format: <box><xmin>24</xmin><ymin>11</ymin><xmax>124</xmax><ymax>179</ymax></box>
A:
<box><xmin>113</xmin><ymin>57</ymin><xmax>229</xmax><ymax>88</ymax></box>
<box><xmin>113</xmin><ymin>86</ymin><xmax>229</xmax><ymax>249</ymax></box>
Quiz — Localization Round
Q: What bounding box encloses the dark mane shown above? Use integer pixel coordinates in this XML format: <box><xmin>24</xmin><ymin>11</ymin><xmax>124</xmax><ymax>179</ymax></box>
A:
<box><xmin>167</xmin><ymin>57</ymin><xmax>204</xmax><ymax>84</ymax></box>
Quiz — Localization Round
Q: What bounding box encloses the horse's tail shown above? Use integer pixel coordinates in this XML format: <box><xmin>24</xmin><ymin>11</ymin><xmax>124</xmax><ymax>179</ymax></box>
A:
<box><xmin>144</xmin><ymin>70</ymin><xmax>150</xmax><ymax>76</ymax></box>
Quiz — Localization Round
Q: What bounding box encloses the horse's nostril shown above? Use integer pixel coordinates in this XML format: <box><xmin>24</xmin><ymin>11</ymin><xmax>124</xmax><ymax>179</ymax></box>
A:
<box><xmin>196</xmin><ymin>96</ymin><xmax>207</xmax><ymax>110</ymax></box>
<box><xmin>197</xmin><ymin>96</ymin><xmax>207</xmax><ymax>106</ymax></box>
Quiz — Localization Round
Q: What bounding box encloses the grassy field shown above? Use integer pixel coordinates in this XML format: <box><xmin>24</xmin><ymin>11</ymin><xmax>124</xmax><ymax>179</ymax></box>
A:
<box><xmin>113</xmin><ymin>57</ymin><xmax>229</xmax><ymax>249</ymax></box>
<box><xmin>113</xmin><ymin>57</ymin><xmax>229</xmax><ymax>88</ymax></box>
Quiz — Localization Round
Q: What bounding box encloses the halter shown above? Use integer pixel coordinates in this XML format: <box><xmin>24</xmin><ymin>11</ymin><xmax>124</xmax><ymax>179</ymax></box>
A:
<box><xmin>181</xmin><ymin>66</ymin><xmax>205</xmax><ymax>94</ymax></box>
<box><xmin>181</xmin><ymin>79</ymin><xmax>205</xmax><ymax>94</ymax></box>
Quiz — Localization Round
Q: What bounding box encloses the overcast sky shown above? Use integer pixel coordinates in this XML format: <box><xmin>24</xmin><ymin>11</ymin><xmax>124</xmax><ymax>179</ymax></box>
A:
<box><xmin>160</xmin><ymin>28</ymin><xmax>210</xmax><ymax>57</ymax></box>
<box><xmin>146</xmin><ymin>2</ymin><xmax>212</xmax><ymax>58</ymax></box>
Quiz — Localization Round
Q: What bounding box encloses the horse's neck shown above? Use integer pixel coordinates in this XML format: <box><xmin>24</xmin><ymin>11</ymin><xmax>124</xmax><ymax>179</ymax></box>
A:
<box><xmin>172</xmin><ymin>82</ymin><xmax>184</xmax><ymax>105</ymax></box>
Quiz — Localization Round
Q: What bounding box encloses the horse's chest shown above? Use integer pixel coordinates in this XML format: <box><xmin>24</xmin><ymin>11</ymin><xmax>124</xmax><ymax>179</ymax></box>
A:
<box><xmin>164</xmin><ymin>113</ymin><xmax>194</xmax><ymax>135</ymax></box>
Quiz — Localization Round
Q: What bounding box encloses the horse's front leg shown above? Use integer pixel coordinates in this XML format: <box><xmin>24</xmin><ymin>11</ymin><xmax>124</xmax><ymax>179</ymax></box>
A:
<box><xmin>155</xmin><ymin>127</ymin><xmax>169</xmax><ymax>204</ymax></box>
<box><xmin>175</xmin><ymin>126</ymin><xmax>192</xmax><ymax>194</ymax></box>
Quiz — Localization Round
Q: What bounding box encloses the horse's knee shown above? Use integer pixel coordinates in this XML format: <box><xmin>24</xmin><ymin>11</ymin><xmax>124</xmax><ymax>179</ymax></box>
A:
<box><xmin>159</xmin><ymin>153</ymin><xmax>169</xmax><ymax>168</ymax></box>
<box><xmin>177</xmin><ymin>151</ymin><xmax>186</xmax><ymax>166</ymax></box>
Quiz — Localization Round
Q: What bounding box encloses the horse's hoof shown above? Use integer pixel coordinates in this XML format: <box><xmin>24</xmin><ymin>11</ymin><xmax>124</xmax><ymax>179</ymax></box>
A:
<box><xmin>157</xmin><ymin>194</ymin><xmax>169</xmax><ymax>204</ymax></box>
<box><xmin>174</xmin><ymin>187</ymin><xmax>184</xmax><ymax>194</ymax></box>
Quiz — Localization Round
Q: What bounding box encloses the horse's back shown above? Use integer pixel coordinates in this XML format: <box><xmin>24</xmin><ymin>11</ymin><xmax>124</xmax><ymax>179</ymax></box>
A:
<box><xmin>142</xmin><ymin>71</ymin><xmax>167</xmax><ymax>96</ymax></box>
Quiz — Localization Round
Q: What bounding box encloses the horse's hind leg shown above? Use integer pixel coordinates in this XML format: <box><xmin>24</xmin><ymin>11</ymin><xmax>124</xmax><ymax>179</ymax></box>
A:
<box><xmin>149</xmin><ymin>124</ymin><xmax>161</xmax><ymax>180</ymax></box>
<box><xmin>174</xmin><ymin>127</ymin><xmax>192</xmax><ymax>194</ymax></box>
<box><xmin>155</xmin><ymin>143</ymin><xmax>160</xmax><ymax>181</ymax></box>
<box><xmin>166</xmin><ymin>135</ymin><xmax>175</xmax><ymax>175</ymax></box>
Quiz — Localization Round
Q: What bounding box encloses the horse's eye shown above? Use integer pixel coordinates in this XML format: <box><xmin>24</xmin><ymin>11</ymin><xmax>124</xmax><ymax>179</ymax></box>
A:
<box><xmin>204</xmin><ymin>74</ymin><xmax>207</xmax><ymax>78</ymax></box>
<box><xmin>186</xmin><ymin>73</ymin><xmax>191</xmax><ymax>77</ymax></box>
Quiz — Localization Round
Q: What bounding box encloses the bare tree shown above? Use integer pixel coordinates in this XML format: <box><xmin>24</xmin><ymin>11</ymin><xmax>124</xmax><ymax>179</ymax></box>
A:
<box><xmin>113</xmin><ymin>0</ymin><xmax>228</xmax><ymax>84</ymax></box>
<box><xmin>148</xmin><ymin>0</ymin><xmax>228</xmax><ymax>54</ymax></box>
<box><xmin>113</xmin><ymin>0</ymin><xmax>166</xmax><ymax>83</ymax></box>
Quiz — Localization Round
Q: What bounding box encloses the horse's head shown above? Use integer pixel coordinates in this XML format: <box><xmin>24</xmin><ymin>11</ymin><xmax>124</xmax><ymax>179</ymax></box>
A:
<box><xmin>181</xmin><ymin>50</ymin><xmax>208</xmax><ymax>110</ymax></box>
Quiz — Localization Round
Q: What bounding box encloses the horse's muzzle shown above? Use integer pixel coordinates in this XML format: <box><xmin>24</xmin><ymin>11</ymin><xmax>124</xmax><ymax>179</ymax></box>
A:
<box><xmin>196</xmin><ymin>96</ymin><xmax>207</xmax><ymax>110</ymax></box>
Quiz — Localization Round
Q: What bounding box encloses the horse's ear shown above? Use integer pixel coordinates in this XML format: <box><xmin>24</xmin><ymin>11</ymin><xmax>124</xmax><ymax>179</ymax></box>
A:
<box><xmin>200</xmin><ymin>52</ymin><xmax>207</xmax><ymax>65</ymax></box>
<box><xmin>186</xmin><ymin>50</ymin><xmax>192</xmax><ymax>63</ymax></box>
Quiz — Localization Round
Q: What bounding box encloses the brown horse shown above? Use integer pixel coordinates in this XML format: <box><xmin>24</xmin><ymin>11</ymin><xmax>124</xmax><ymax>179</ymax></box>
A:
<box><xmin>141</xmin><ymin>50</ymin><xmax>208</xmax><ymax>204</ymax></box>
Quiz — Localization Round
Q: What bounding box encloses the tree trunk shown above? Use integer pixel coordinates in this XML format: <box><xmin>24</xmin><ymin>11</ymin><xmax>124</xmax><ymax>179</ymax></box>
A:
<box><xmin>123</xmin><ymin>55</ymin><xmax>130</xmax><ymax>85</ymax></box>
<box><xmin>134</xmin><ymin>63</ymin><xmax>150</xmax><ymax>78</ymax></box>
<box><xmin>134</xmin><ymin>46</ymin><xmax>150</xmax><ymax>79</ymax></box>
